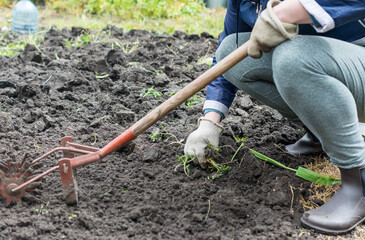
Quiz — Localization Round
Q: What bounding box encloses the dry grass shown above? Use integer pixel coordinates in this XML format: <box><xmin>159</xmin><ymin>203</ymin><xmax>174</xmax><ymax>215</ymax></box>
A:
<box><xmin>300</xmin><ymin>156</ymin><xmax>341</xmax><ymax>210</ymax></box>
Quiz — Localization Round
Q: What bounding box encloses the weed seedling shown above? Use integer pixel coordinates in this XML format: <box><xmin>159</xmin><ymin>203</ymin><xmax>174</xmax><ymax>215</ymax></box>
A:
<box><xmin>33</xmin><ymin>202</ymin><xmax>50</xmax><ymax>216</ymax></box>
<box><xmin>175</xmin><ymin>154</ymin><xmax>195</xmax><ymax>176</ymax></box>
<box><xmin>197</xmin><ymin>56</ymin><xmax>213</xmax><ymax>67</ymax></box>
<box><xmin>95</xmin><ymin>72</ymin><xmax>109</xmax><ymax>79</ymax></box>
<box><xmin>1</xmin><ymin>108</ymin><xmax>11</xmax><ymax>114</ymax></box>
<box><xmin>104</xmin><ymin>189</ymin><xmax>112</xmax><ymax>195</ymax></box>
<box><xmin>68</xmin><ymin>213</ymin><xmax>77</xmax><ymax>220</ymax></box>
<box><xmin>150</xmin><ymin>126</ymin><xmax>184</xmax><ymax>146</ymax></box>
<box><xmin>231</xmin><ymin>136</ymin><xmax>247</xmax><ymax>162</ymax></box>
<box><xmin>34</xmin><ymin>141</ymin><xmax>41</xmax><ymax>151</ymax></box>
<box><xmin>207</xmin><ymin>158</ymin><xmax>231</xmax><ymax>173</ymax></box>
<box><xmin>142</xmin><ymin>67</ymin><xmax>163</xmax><ymax>76</ymax></box>
<box><xmin>140</xmin><ymin>87</ymin><xmax>163</xmax><ymax>98</ymax></box>
<box><xmin>120</xmin><ymin>39</ymin><xmax>139</xmax><ymax>54</ymax></box>
<box><xmin>185</xmin><ymin>94</ymin><xmax>202</xmax><ymax>108</ymax></box>
<box><xmin>128</xmin><ymin>62</ymin><xmax>139</xmax><ymax>67</ymax></box>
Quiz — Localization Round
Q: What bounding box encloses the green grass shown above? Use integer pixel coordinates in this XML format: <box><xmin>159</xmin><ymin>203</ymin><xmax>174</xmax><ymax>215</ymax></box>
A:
<box><xmin>0</xmin><ymin>30</ymin><xmax>45</xmax><ymax>56</ymax></box>
<box><xmin>0</xmin><ymin>3</ymin><xmax>225</xmax><ymax>57</ymax></box>
<box><xmin>0</xmin><ymin>5</ymin><xmax>225</xmax><ymax>36</ymax></box>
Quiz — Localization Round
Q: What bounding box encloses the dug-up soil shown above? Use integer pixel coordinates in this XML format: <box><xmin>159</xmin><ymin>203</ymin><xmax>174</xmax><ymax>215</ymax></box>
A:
<box><xmin>0</xmin><ymin>26</ymin><xmax>362</xmax><ymax>239</ymax></box>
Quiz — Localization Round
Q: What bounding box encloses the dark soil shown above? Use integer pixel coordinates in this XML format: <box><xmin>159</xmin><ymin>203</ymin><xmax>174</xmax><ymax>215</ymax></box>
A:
<box><xmin>0</xmin><ymin>26</ymin><xmax>360</xmax><ymax>239</ymax></box>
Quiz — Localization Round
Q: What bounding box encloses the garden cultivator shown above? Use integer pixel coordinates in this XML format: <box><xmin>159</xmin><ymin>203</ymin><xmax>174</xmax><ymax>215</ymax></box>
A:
<box><xmin>0</xmin><ymin>42</ymin><xmax>249</xmax><ymax>205</ymax></box>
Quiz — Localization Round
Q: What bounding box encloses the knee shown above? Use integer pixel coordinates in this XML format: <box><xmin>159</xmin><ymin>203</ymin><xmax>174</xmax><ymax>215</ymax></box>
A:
<box><xmin>272</xmin><ymin>36</ymin><xmax>318</xmax><ymax>95</ymax></box>
<box><xmin>216</xmin><ymin>32</ymin><xmax>250</xmax><ymax>62</ymax></box>
<box><xmin>216</xmin><ymin>34</ymin><xmax>236</xmax><ymax>63</ymax></box>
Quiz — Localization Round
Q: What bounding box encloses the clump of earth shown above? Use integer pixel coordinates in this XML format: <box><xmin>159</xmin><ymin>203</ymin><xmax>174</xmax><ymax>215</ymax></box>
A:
<box><xmin>0</xmin><ymin>26</ymin><xmax>359</xmax><ymax>239</ymax></box>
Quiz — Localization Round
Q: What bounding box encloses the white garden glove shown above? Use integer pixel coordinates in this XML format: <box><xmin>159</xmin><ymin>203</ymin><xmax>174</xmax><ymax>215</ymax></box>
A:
<box><xmin>248</xmin><ymin>0</ymin><xmax>299</xmax><ymax>59</ymax></box>
<box><xmin>184</xmin><ymin>117</ymin><xmax>223</xmax><ymax>168</ymax></box>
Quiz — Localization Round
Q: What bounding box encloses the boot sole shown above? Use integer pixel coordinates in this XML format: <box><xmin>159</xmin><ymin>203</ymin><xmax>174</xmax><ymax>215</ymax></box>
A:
<box><xmin>300</xmin><ymin>216</ymin><xmax>365</xmax><ymax>235</ymax></box>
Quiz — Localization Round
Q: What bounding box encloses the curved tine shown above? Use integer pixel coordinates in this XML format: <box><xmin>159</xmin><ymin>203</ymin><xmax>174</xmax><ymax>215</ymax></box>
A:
<box><xmin>0</xmin><ymin>162</ymin><xmax>9</xmax><ymax>172</ymax></box>
<box><xmin>11</xmin><ymin>166</ymin><xmax>59</xmax><ymax>193</ymax></box>
<box><xmin>31</xmin><ymin>147</ymin><xmax>96</xmax><ymax>165</ymax></box>
<box><xmin>18</xmin><ymin>153</ymin><xmax>31</xmax><ymax>168</ymax></box>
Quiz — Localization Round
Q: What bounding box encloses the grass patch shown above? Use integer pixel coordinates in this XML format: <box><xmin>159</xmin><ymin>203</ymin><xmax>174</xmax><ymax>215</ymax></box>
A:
<box><xmin>0</xmin><ymin>6</ymin><xmax>225</xmax><ymax>37</ymax></box>
<box><xmin>300</xmin><ymin>156</ymin><xmax>341</xmax><ymax>211</ymax></box>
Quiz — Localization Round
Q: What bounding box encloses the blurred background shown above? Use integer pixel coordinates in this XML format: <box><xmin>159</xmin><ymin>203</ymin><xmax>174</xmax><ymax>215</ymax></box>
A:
<box><xmin>0</xmin><ymin>0</ymin><xmax>227</xmax><ymax>36</ymax></box>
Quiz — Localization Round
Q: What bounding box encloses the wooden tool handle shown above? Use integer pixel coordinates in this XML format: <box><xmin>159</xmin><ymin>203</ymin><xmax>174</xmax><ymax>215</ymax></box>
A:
<box><xmin>131</xmin><ymin>41</ymin><xmax>249</xmax><ymax>136</ymax></box>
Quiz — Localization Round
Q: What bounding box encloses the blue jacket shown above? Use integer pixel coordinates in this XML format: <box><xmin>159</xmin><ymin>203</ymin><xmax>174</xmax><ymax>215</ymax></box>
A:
<box><xmin>204</xmin><ymin>0</ymin><xmax>365</xmax><ymax>119</ymax></box>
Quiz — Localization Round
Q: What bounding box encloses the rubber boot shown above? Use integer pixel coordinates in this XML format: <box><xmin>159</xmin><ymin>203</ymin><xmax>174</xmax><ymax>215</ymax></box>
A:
<box><xmin>285</xmin><ymin>130</ymin><xmax>322</xmax><ymax>155</ymax></box>
<box><xmin>301</xmin><ymin>168</ymin><xmax>365</xmax><ymax>234</ymax></box>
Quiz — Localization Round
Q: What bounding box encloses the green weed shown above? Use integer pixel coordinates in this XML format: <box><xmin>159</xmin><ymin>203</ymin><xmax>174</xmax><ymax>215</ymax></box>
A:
<box><xmin>150</xmin><ymin>126</ymin><xmax>184</xmax><ymax>145</ymax></box>
<box><xmin>197</xmin><ymin>56</ymin><xmax>213</xmax><ymax>67</ymax></box>
<box><xmin>141</xmin><ymin>67</ymin><xmax>163</xmax><ymax>76</ymax></box>
<box><xmin>128</xmin><ymin>62</ymin><xmax>139</xmax><ymax>67</ymax></box>
<box><xmin>68</xmin><ymin>213</ymin><xmax>78</xmax><ymax>220</ymax></box>
<box><xmin>104</xmin><ymin>189</ymin><xmax>112</xmax><ymax>195</ymax></box>
<box><xmin>0</xmin><ymin>31</ymin><xmax>44</xmax><ymax>56</ymax></box>
<box><xmin>140</xmin><ymin>87</ymin><xmax>163</xmax><ymax>98</ymax></box>
<box><xmin>95</xmin><ymin>72</ymin><xmax>109</xmax><ymax>79</ymax></box>
<box><xmin>34</xmin><ymin>141</ymin><xmax>41</xmax><ymax>151</ymax></box>
<box><xmin>175</xmin><ymin>154</ymin><xmax>195</xmax><ymax>176</ymax></box>
<box><xmin>231</xmin><ymin>136</ymin><xmax>247</xmax><ymax>162</ymax></box>
<box><xmin>185</xmin><ymin>94</ymin><xmax>202</xmax><ymax>108</ymax></box>
<box><xmin>1</xmin><ymin>108</ymin><xmax>11</xmax><ymax>114</ymax></box>
<box><xmin>33</xmin><ymin>202</ymin><xmax>50</xmax><ymax>216</ymax></box>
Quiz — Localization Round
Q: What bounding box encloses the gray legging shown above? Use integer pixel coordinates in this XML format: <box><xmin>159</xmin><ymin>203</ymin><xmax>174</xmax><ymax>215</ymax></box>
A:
<box><xmin>216</xmin><ymin>33</ymin><xmax>365</xmax><ymax>169</ymax></box>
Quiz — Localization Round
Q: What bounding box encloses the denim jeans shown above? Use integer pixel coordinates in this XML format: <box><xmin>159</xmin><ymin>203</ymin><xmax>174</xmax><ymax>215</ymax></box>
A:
<box><xmin>216</xmin><ymin>33</ymin><xmax>365</xmax><ymax>169</ymax></box>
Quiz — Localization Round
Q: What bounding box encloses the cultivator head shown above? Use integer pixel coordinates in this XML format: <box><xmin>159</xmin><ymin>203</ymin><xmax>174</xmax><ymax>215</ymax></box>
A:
<box><xmin>0</xmin><ymin>154</ymin><xmax>42</xmax><ymax>205</ymax></box>
<box><xmin>0</xmin><ymin>129</ymin><xmax>135</xmax><ymax>206</ymax></box>
<box><xmin>0</xmin><ymin>137</ymin><xmax>102</xmax><ymax>206</ymax></box>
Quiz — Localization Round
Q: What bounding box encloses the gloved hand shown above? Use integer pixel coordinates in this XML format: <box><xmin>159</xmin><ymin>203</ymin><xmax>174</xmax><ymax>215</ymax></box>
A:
<box><xmin>184</xmin><ymin>117</ymin><xmax>224</xmax><ymax>168</ymax></box>
<box><xmin>248</xmin><ymin>0</ymin><xmax>299</xmax><ymax>59</ymax></box>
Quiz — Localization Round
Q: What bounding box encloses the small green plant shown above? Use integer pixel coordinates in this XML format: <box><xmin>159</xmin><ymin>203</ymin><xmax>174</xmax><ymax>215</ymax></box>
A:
<box><xmin>68</xmin><ymin>213</ymin><xmax>77</xmax><ymax>220</ymax></box>
<box><xmin>142</xmin><ymin>67</ymin><xmax>163</xmax><ymax>76</ymax></box>
<box><xmin>207</xmin><ymin>158</ymin><xmax>231</xmax><ymax>173</ymax></box>
<box><xmin>104</xmin><ymin>189</ymin><xmax>112</xmax><ymax>195</ymax></box>
<box><xmin>95</xmin><ymin>72</ymin><xmax>109</xmax><ymax>79</ymax></box>
<box><xmin>207</xmin><ymin>143</ymin><xmax>222</xmax><ymax>152</ymax></box>
<box><xmin>150</xmin><ymin>126</ymin><xmax>184</xmax><ymax>145</ymax></box>
<box><xmin>175</xmin><ymin>154</ymin><xmax>195</xmax><ymax>176</ymax></box>
<box><xmin>185</xmin><ymin>94</ymin><xmax>202</xmax><ymax>108</ymax></box>
<box><xmin>140</xmin><ymin>87</ymin><xmax>163</xmax><ymax>98</ymax></box>
<box><xmin>128</xmin><ymin>62</ymin><xmax>139</xmax><ymax>67</ymax></box>
<box><xmin>0</xmin><ymin>31</ymin><xmax>44</xmax><ymax>56</ymax></box>
<box><xmin>33</xmin><ymin>202</ymin><xmax>50</xmax><ymax>216</ymax></box>
<box><xmin>64</xmin><ymin>30</ymin><xmax>111</xmax><ymax>48</ymax></box>
<box><xmin>231</xmin><ymin>136</ymin><xmax>247</xmax><ymax>162</ymax></box>
<box><xmin>1</xmin><ymin>108</ymin><xmax>11</xmax><ymax>114</ymax></box>
<box><xmin>197</xmin><ymin>56</ymin><xmax>213</xmax><ymax>67</ymax></box>
<box><xmin>169</xmin><ymin>91</ymin><xmax>177</xmax><ymax>97</ymax></box>
<box><xmin>34</xmin><ymin>141</ymin><xmax>41</xmax><ymax>150</ymax></box>
<box><xmin>117</xmin><ymin>40</ymin><xmax>139</xmax><ymax>54</ymax></box>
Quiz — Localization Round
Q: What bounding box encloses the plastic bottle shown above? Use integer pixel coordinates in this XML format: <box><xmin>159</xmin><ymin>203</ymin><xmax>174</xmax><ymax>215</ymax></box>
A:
<box><xmin>12</xmin><ymin>0</ymin><xmax>38</xmax><ymax>34</ymax></box>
